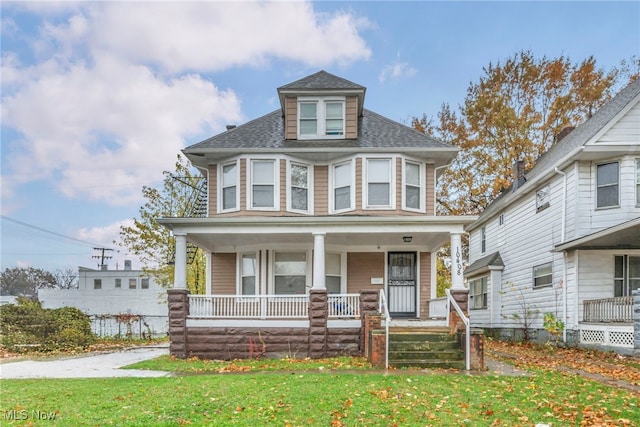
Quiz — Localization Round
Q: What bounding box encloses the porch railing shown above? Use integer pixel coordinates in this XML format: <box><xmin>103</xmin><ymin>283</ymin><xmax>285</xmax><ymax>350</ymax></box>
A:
<box><xmin>189</xmin><ymin>295</ymin><xmax>309</xmax><ymax>319</ymax></box>
<box><xmin>379</xmin><ymin>289</ymin><xmax>391</xmax><ymax>370</ymax></box>
<box><xmin>328</xmin><ymin>294</ymin><xmax>361</xmax><ymax>318</ymax></box>
<box><xmin>188</xmin><ymin>293</ymin><xmax>361</xmax><ymax>320</ymax></box>
<box><xmin>583</xmin><ymin>296</ymin><xmax>633</xmax><ymax>323</ymax></box>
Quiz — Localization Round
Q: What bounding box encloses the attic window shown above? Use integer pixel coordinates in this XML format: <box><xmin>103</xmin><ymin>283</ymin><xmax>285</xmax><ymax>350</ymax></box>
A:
<box><xmin>298</xmin><ymin>97</ymin><xmax>344</xmax><ymax>139</ymax></box>
<box><xmin>536</xmin><ymin>186</ymin><xmax>550</xmax><ymax>212</ymax></box>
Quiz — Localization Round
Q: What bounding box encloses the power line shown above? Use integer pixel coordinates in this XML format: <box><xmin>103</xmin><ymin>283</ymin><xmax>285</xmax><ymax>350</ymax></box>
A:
<box><xmin>0</xmin><ymin>215</ymin><xmax>105</xmax><ymax>248</ymax></box>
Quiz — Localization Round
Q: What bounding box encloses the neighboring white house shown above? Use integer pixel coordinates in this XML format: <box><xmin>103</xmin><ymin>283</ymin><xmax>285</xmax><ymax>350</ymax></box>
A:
<box><xmin>39</xmin><ymin>262</ymin><xmax>168</xmax><ymax>337</ymax></box>
<box><xmin>465</xmin><ymin>78</ymin><xmax>640</xmax><ymax>353</ymax></box>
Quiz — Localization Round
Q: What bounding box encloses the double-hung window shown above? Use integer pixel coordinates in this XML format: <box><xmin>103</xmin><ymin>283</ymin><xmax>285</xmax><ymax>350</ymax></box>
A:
<box><xmin>533</xmin><ymin>262</ymin><xmax>552</xmax><ymax>288</ymax></box>
<box><xmin>240</xmin><ymin>253</ymin><xmax>257</xmax><ymax>295</ymax></box>
<box><xmin>274</xmin><ymin>252</ymin><xmax>307</xmax><ymax>294</ymax></box>
<box><xmin>366</xmin><ymin>158</ymin><xmax>392</xmax><ymax>208</ymax></box>
<box><xmin>332</xmin><ymin>161</ymin><xmax>353</xmax><ymax>212</ymax></box>
<box><xmin>250</xmin><ymin>159</ymin><xmax>277</xmax><ymax>209</ymax></box>
<box><xmin>326</xmin><ymin>253</ymin><xmax>342</xmax><ymax>294</ymax></box>
<box><xmin>596</xmin><ymin>161</ymin><xmax>619</xmax><ymax>208</ymax></box>
<box><xmin>469</xmin><ymin>276</ymin><xmax>488</xmax><ymax>309</ymax></box>
<box><xmin>94</xmin><ymin>279</ymin><xmax>102</xmax><ymax>290</ymax></box>
<box><xmin>289</xmin><ymin>162</ymin><xmax>311</xmax><ymax>213</ymax></box>
<box><xmin>614</xmin><ymin>255</ymin><xmax>640</xmax><ymax>297</ymax></box>
<box><xmin>141</xmin><ymin>278</ymin><xmax>149</xmax><ymax>289</ymax></box>
<box><xmin>403</xmin><ymin>161</ymin><xmax>422</xmax><ymax>211</ymax></box>
<box><xmin>115</xmin><ymin>278</ymin><xmax>121</xmax><ymax>288</ymax></box>
<box><xmin>298</xmin><ymin>98</ymin><xmax>345</xmax><ymax>138</ymax></box>
<box><xmin>220</xmin><ymin>161</ymin><xmax>238</xmax><ymax>212</ymax></box>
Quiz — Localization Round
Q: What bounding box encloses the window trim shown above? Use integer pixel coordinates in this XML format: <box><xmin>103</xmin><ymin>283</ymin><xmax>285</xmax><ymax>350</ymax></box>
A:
<box><xmin>635</xmin><ymin>159</ymin><xmax>640</xmax><ymax>207</ymax></box>
<box><xmin>325</xmin><ymin>252</ymin><xmax>346</xmax><ymax>294</ymax></box>
<box><xmin>595</xmin><ymin>161</ymin><xmax>620</xmax><ymax>209</ymax></box>
<box><xmin>237</xmin><ymin>251</ymin><xmax>259</xmax><ymax>296</ymax></box>
<box><xmin>468</xmin><ymin>275</ymin><xmax>488</xmax><ymax>310</ymax></box>
<box><xmin>286</xmin><ymin>160</ymin><xmax>314</xmax><ymax>214</ymax></box>
<box><xmin>532</xmin><ymin>262</ymin><xmax>553</xmax><ymax>289</ymax></box>
<box><xmin>129</xmin><ymin>278</ymin><xmax>137</xmax><ymax>289</ymax></box>
<box><xmin>401</xmin><ymin>159</ymin><xmax>425</xmax><ymax>212</ymax></box>
<box><xmin>93</xmin><ymin>279</ymin><xmax>102</xmax><ymax>290</ymax></box>
<box><xmin>329</xmin><ymin>159</ymin><xmax>355</xmax><ymax>214</ymax></box>
<box><xmin>297</xmin><ymin>97</ymin><xmax>346</xmax><ymax>140</ymax></box>
<box><xmin>363</xmin><ymin>157</ymin><xmax>396</xmax><ymax>210</ymax></box>
<box><xmin>218</xmin><ymin>160</ymin><xmax>240</xmax><ymax>213</ymax></box>
<box><xmin>270</xmin><ymin>250</ymin><xmax>312</xmax><ymax>295</ymax></box>
<box><xmin>247</xmin><ymin>158</ymin><xmax>280</xmax><ymax>211</ymax></box>
<box><xmin>536</xmin><ymin>185</ymin><xmax>550</xmax><ymax>212</ymax></box>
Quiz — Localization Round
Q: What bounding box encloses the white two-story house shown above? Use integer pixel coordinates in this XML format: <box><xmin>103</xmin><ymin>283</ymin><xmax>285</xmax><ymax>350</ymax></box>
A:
<box><xmin>465</xmin><ymin>78</ymin><xmax>640</xmax><ymax>352</ymax></box>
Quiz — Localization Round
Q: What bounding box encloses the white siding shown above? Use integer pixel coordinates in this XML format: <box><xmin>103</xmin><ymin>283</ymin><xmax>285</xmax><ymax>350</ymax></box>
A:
<box><xmin>596</xmin><ymin>101</ymin><xmax>640</xmax><ymax>143</ymax></box>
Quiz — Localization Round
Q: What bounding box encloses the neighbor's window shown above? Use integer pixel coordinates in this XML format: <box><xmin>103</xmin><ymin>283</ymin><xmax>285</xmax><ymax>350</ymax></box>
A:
<box><xmin>290</xmin><ymin>163</ymin><xmax>310</xmax><ymax>212</ymax></box>
<box><xmin>298</xmin><ymin>98</ymin><xmax>345</xmax><ymax>138</ymax></box>
<box><xmin>115</xmin><ymin>278</ymin><xmax>121</xmax><ymax>288</ymax></box>
<box><xmin>332</xmin><ymin>161</ymin><xmax>352</xmax><ymax>212</ymax></box>
<box><xmin>536</xmin><ymin>185</ymin><xmax>550</xmax><ymax>212</ymax></box>
<box><xmin>469</xmin><ymin>276</ymin><xmax>488</xmax><ymax>309</ymax></box>
<box><xmin>141</xmin><ymin>278</ymin><xmax>149</xmax><ymax>289</ymax></box>
<box><xmin>404</xmin><ymin>161</ymin><xmax>422</xmax><ymax>211</ymax></box>
<box><xmin>129</xmin><ymin>278</ymin><xmax>137</xmax><ymax>289</ymax></box>
<box><xmin>481</xmin><ymin>226</ymin><xmax>486</xmax><ymax>254</ymax></box>
<box><xmin>250</xmin><ymin>159</ymin><xmax>276</xmax><ymax>209</ymax></box>
<box><xmin>533</xmin><ymin>263</ymin><xmax>553</xmax><ymax>288</ymax></box>
<box><xmin>366</xmin><ymin>158</ymin><xmax>392</xmax><ymax>208</ymax></box>
<box><xmin>241</xmin><ymin>253</ymin><xmax>257</xmax><ymax>295</ymax></box>
<box><xmin>94</xmin><ymin>279</ymin><xmax>102</xmax><ymax>290</ymax></box>
<box><xmin>596</xmin><ymin>162</ymin><xmax>619</xmax><ymax>208</ymax></box>
<box><xmin>221</xmin><ymin>162</ymin><xmax>238</xmax><ymax>211</ymax></box>
<box><xmin>614</xmin><ymin>255</ymin><xmax>640</xmax><ymax>297</ymax></box>
<box><xmin>326</xmin><ymin>253</ymin><xmax>342</xmax><ymax>294</ymax></box>
<box><xmin>274</xmin><ymin>252</ymin><xmax>307</xmax><ymax>294</ymax></box>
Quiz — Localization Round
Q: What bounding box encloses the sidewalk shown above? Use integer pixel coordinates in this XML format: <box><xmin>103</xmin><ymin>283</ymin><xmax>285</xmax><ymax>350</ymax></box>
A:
<box><xmin>0</xmin><ymin>345</ymin><xmax>171</xmax><ymax>379</ymax></box>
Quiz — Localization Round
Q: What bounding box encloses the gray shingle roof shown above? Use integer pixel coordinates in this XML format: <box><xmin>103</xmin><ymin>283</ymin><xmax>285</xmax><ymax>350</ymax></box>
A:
<box><xmin>184</xmin><ymin>108</ymin><xmax>454</xmax><ymax>152</ymax></box>
<box><xmin>464</xmin><ymin>251</ymin><xmax>504</xmax><ymax>277</ymax></box>
<box><xmin>278</xmin><ymin>70</ymin><xmax>365</xmax><ymax>91</ymax></box>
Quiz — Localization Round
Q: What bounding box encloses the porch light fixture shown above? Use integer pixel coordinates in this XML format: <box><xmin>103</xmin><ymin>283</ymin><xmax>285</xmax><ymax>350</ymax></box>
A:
<box><xmin>402</xmin><ymin>236</ymin><xmax>412</xmax><ymax>243</ymax></box>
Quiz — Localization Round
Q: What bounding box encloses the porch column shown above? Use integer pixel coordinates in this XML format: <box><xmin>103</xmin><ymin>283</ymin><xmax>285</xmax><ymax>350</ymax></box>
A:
<box><xmin>450</xmin><ymin>232</ymin><xmax>464</xmax><ymax>289</ymax></box>
<box><xmin>174</xmin><ymin>232</ymin><xmax>187</xmax><ymax>289</ymax></box>
<box><xmin>312</xmin><ymin>232</ymin><xmax>326</xmax><ymax>290</ymax></box>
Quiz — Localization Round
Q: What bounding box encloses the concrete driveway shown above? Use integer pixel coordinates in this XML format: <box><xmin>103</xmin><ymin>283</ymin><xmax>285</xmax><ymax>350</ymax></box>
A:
<box><xmin>0</xmin><ymin>345</ymin><xmax>171</xmax><ymax>379</ymax></box>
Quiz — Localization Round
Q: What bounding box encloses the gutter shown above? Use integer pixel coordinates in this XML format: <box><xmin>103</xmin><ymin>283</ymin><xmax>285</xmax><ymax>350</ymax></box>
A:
<box><xmin>554</xmin><ymin>166</ymin><xmax>568</xmax><ymax>344</ymax></box>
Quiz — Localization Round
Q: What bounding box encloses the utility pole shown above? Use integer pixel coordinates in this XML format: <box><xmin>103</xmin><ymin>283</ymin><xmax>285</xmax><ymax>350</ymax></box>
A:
<box><xmin>92</xmin><ymin>247</ymin><xmax>113</xmax><ymax>270</ymax></box>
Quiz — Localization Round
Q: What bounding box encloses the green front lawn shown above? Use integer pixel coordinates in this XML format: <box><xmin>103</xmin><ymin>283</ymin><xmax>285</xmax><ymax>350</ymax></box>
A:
<box><xmin>2</xmin><ymin>364</ymin><xmax>637</xmax><ymax>426</ymax></box>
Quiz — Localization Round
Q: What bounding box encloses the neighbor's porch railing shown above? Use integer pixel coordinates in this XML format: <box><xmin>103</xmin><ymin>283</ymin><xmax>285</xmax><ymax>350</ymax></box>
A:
<box><xmin>189</xmin><ymin>294</ymin><xmax>360</xmax><ymax>319</ymax></box>
<box><xmin>582</xmin><ymin>296</ymin><xmax>633</xmax><ymax>323</ymax></box>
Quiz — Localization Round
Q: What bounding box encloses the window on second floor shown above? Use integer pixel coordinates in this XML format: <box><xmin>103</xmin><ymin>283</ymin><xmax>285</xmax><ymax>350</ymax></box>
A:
<box><xmin>332</xmin><ymin>161</ymin><xmax>353</xmax><ymax>212</ymax></box>
<box><xmin>596</xmin><ymin>161</ymin><xmax>619</xmax><ymax>208</ymax></box>
<box><xmin>365</xmin><ymin>158</ymin><xmax>393</xmax><ymax>209</ymax></box>
<box><xmin>403</xmin><ymin>160</ymin><xmax>423</xmax><ymax>211</ymax></box>
<box><xmin>249</xmin><ymin>159</ymin><xmax>277</xmax><ymax>210</ymax></box>
<box><xmin>469</xmin><ymin>276</ymin><xmax>488</xmax><ymax>310</ymax></box>
<box><xmin>298</xmin><ymin>98</ymin><xmax>345</xmax><ymax>139</ymax></box>
<box><xmin>219</xmin><ymin>161</ymin><xmax>238</xmax><ymax>212</ymax></box>
<box><xmin>288</xmin><ymin>162</ymin><xmax>312</xmax><ymax>213</ymax></box>
<box><xmin>141</xmin><ymin>278</ymin><xmax>149</xmax><ymax>289</ymax></box>
<box><xmin>533</xmin><ymin>262</ymin><xmax>553</xmax><ymax>288</ymax></box>
<box><xmin>481</xmin><ymin>226</ymin><xmax>486</xmax><ymax>254</ymax></box>
<box><xmin>115</xmin><ymin>278</ymin><xmax>121</xmax><ymax>288</ymax></box>
<box><xmin>129</xmin><ymin>278</ymin><xmax>137</xmax><ymax>289</ymax></box>
<box><xmin>536</xmin><ymin>185</ymin><xmax>550</xmax><ymax>212</ymax></box>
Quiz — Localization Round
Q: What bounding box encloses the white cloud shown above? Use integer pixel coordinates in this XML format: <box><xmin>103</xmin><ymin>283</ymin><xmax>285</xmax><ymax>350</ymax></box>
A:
<box><xmin>89</xmin><ymin>2</ymin><xmax>372</xmax><ymax>72</ymax></box>
<box><xmin>75</xmin><ymin>219</ymin><xmax>143</xmax><ymax>269</ymax></box>
<box><xmin>379</xmin><ymin>60</ymin><xmax>418</xmax><ymax>83</ymax></box>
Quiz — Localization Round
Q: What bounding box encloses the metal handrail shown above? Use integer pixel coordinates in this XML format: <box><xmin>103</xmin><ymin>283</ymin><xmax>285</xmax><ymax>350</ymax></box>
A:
<box><xmin>379</xmin><ymin>289</ymin><xmax>391</xmax><ymax>369</ymax></box>
<box><xmin>445</xmin><ymin>289</ymin><xmax>470</xmax><ymax>371</ymax></box>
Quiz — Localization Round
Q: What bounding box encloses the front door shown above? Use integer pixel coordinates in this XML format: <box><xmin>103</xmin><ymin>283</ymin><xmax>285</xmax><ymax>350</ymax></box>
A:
<box><xmin>387</xmin><ymin>252</ymin><xmax>417</xmax><ymax>317</ymax></box>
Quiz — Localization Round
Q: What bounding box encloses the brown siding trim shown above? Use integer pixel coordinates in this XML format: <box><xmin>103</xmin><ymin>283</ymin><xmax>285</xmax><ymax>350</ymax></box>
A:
<box><xmin>419</xmin><ymin>252</ymin><xmax>432</xmax><ymax>319</ymax></box>
<box><xmin>212</xmin><ymin>253</ymin><xmax>236</xmax><ymax>294</ymax></box>
<box><xmin>208</xmin><ymin>164</ymin><xmax>217</xmax><ymax>217</ymax></box>
<box><xmin>347</xmin><ymin>252</ymin><xmax>385</xmax><ymax>294</ymax></box>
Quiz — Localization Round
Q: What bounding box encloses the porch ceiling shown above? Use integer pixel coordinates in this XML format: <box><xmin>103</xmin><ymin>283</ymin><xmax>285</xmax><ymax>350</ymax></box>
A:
<box><xmin>554</xmin><ymin>217</ymin><xmax>640</xmax><ymax>251</ymax></box>
<box><xmin>158</xmin><ymin>215</ymin><xmax>477</xmax><ymax>253</ymax></box>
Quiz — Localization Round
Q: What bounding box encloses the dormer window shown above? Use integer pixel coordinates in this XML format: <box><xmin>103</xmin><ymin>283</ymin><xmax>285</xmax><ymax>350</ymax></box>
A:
<box><xmin>298</xmin><ymin>97</ymin><xmax>345</xmax><ymax>139</ymax></box>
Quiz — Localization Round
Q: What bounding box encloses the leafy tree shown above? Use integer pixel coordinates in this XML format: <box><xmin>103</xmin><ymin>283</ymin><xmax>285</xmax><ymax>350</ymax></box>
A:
<box><xmin>413</xmin><ymin>51</ymin><xmax>632</xmax><ymax>216</ymax></box>
<box><xmin>118</xmin><ymin>154</ymin><xmax>206</xmax><ymax>293</ymax></box>
<box><xmin>0</xmin><ymin>267</ymin><xmax>57</xmax><ymax>299</ymax></box>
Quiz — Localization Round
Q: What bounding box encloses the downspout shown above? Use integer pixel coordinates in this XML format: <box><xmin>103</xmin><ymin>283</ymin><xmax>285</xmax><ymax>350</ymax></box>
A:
<box><xmin>554</xmin><ymin>167</ymin><xmax>568</xmax><ymax>343</ymax></box>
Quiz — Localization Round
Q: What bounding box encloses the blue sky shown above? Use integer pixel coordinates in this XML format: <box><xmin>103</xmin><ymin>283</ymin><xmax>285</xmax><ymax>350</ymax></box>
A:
<box><xmin>1</xmin><ymin>1</ymin><xmax>639</xmax><ymax>272</ymax></box>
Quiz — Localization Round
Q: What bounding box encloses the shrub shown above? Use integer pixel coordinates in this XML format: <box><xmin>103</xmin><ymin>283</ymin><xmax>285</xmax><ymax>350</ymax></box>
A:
<box><xmin>0</xmin><ymin>297</ymin><xmax>96</xmax><ymax>352</ymax></box>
